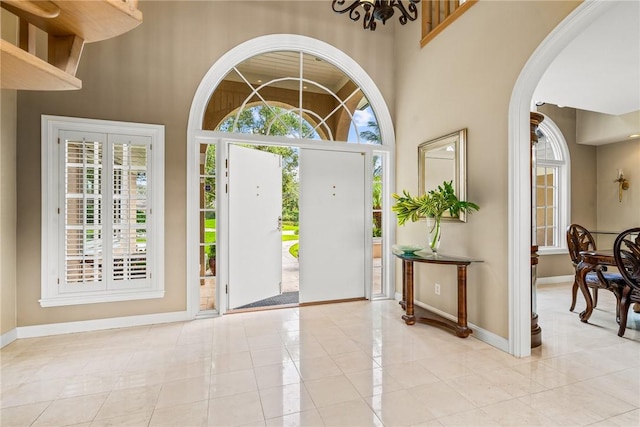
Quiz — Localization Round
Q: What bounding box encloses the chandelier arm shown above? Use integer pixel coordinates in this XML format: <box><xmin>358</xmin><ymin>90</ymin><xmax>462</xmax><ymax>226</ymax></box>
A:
<box><xmin>362</xmin><ymin>4</ymin><xmax>377</xmax><ymax>31</ymax></box>
<box><xmin>392</xmin><ymin>0</ymin><xmax>420</xmax><ymax>25</ymax></box>
<box><xmin>332</xmin><ymin>0</ymin><xmax>363</xmax><ymax>21</ymax></box>
<box><xmin>332</xmin><ymin>0</ymin><xmax>419</xmax><ymax>31</ymax></box>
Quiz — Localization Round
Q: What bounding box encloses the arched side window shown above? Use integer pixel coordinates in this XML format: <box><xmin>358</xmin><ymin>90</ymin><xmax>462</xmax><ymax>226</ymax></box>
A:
<box><xmin>203</xmin><ymin>50</ymin><xmax>380</xmax><ymax>144</ymax></box>
<box><xmin>535</xmin><ymin>115</ymin><xmax>570</xmax><ymax>254</ymax></box>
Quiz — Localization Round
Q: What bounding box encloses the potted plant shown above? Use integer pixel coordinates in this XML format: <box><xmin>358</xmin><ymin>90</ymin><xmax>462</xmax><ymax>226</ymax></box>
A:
<box><xmin>392</xmin><ymin>180</ymin><xmax>479</xmax><ymax>253</ymax></box>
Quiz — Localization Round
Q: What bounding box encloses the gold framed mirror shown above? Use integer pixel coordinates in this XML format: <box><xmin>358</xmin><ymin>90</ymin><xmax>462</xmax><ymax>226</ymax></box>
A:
<box><xmin>418</xmin><ymin>128</ymin><xmax>468</xmax><ymax>222</ymax></box>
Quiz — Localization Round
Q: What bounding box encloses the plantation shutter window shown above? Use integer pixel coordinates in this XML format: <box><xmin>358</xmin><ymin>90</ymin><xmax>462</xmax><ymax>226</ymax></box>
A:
<box><xmin>110</xmin><ymin>136</ymin><xmax>150</xmax><ymax>285</ymax></box>
<box><xmin>63</xmin><ymin>131</ymin><xmax>106</xmax><ymax>289</ymax></box>
<box><xmin>42</xmin><ymin>116</ymin><xmax>164</xmax><ymax>307</ymax></box>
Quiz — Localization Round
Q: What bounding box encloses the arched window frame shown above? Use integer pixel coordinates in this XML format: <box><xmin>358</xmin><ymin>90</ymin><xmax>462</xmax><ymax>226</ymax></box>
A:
<box><xmin>536</xmin><ymin>114</ymin><xmax>570</xmax><ymax>255</ymax></box>
<box><xmin>186</xmin><ymin>35</ymin><xmax>396</xmax><ymax>318</ymax></box>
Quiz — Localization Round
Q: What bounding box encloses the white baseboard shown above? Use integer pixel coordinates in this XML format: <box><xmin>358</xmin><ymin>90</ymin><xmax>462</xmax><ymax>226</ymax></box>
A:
<box><xmin>14</xmin><ymin>311</ymin><xmax>191</xmax><ymax>340</ymax></box>
<box><xmin>537</xmin><ymin>275</ymin><xmax>573</xmax><ymax>286</ymax></box>
<box><xmin>394</xmin><ymin>292</ymin><xmax>509</xmax><ymax>353</ymax></box>
<box><xmin>1</xmin><ymin>328</ymin><xmax>18</xmax><ymax>349</ymax></box>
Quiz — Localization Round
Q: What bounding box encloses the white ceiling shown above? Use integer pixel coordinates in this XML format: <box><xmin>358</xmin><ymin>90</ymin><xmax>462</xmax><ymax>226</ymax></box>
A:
<box><xmin>533</xmin><ymin>0</ymin><xmax>640</xmax><ymax>117</ymax></box>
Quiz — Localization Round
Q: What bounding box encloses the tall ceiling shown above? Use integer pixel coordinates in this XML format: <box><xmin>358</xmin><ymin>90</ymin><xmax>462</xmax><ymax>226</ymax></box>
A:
<box><xmin>533</xmin><ymin>0</ymin><xmax>640</xmax><ymax>116</ymax></box>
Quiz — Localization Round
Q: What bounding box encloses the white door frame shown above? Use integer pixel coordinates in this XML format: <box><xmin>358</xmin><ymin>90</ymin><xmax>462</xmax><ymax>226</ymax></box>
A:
<box><xmin>508</xmin><ymin>0</ymin><xmax>614</xmax><ymax>357</ymax></box>
<box><xmin>186</xmin><ymin>35</ymin><xmax>396</xmax><ymax>318</ymax></box>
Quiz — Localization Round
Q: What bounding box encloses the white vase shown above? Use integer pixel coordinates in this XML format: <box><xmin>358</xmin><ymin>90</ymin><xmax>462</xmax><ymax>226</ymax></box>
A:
<box><xmin>427</xmin><ymin>217</ymin><xmax>441</xmax><ymax>253</ymax></box>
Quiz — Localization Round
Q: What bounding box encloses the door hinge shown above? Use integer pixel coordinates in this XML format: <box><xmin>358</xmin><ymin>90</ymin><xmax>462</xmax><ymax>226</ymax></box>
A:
<box><xmin>225</xmin><ymin>183</ymin><xmax>228</xmax><ymax>193</ymax></box>
<box><xmin>225</xmin><ymin>159</ymin><xmax>228</xmax><ymax>169</ymax></box>
<box><xmin>57</xmin><ymin>278</ymin><xmax>60</xmax><ymax>284</ymax></box>
<box><xmin>225</xmin><ymin>284</ymin><xmax>228</xmax><ymax>294</ymax></box>
<box><xmin>57</xmin><ymin>137</ymin><xmax>60</xmax><ymax>145</ymax></box>
<box><xmin>57</xmin><ymin>208</ymin><xmax>60</xmax><ymax>214</ymax></box>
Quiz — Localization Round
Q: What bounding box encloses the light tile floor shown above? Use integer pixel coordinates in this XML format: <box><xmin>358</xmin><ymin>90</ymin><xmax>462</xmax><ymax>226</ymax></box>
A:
<box><xmin>2</xmin><ymin>282</ymin><xmax>639</xmax><ymax>426</ymax></box>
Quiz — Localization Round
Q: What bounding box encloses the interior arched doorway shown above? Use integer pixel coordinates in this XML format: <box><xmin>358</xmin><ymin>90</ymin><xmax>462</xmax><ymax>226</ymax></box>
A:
<box><xmin>508</xmin><ymin>0</ymin><xmax>616</xmax><ymax>357</ymax></box>
<box><xmin>186</xmin><ymin>35</ymin><xmax>396</xmax><ymax>317</ymax></box>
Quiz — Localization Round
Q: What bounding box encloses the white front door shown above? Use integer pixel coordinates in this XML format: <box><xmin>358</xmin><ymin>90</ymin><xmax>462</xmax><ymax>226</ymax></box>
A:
<box><xmin>298</xmin><ymin>148</ymin><xmax>366</xmax><ymax>303</ymax></box>
<box><xmin>228</xmin><ymin>144</ymin><xmax>283</xmax><ymax>309</ymax></box>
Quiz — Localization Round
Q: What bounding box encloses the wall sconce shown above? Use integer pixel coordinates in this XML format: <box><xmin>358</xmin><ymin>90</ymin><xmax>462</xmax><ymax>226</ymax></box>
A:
<box><xmin>615</xmin><ymin>169</ymin><xmax>630</xmax><ymax>202</ymax></box>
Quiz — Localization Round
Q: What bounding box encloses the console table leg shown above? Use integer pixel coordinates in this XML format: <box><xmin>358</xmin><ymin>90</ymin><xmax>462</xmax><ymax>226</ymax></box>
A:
<box><xmin>402</xmin><ymin>260</ymin><xmax>416</xmax><ymax>325</ymax></box>
<box><xmin>456</xmin><ymin>265</ymin><xmax>471</xmax><ymax>337</ymax></box>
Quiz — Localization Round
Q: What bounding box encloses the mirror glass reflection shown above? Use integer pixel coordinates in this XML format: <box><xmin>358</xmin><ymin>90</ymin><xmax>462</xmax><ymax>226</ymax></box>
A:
<box><xmin>418</xmin><ymin>128</ymin><xmax>468</xmax><ymax>222</ymax></box>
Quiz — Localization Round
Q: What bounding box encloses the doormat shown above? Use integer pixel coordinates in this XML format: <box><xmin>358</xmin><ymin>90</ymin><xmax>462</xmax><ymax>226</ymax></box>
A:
<box><xmin>235</xmin><ymin>291</ymin><xmax>299</xmax><ymax>309</ymax></box>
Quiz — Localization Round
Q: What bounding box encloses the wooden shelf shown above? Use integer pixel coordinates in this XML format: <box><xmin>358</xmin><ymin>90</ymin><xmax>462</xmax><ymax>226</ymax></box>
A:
<box><xmin>1</xmin><ymin>0</ymin><xmax>142</xmax><ymax>90</ymax></box>
<box><xmin>1</xmin><ymin>0</ymin><xmax>142</xmax><ymax>43</ymax></box>
<box><xmin>1</xmin><ymin>40</ymin><xmax>81</xmax><ymax>90</ymax></box>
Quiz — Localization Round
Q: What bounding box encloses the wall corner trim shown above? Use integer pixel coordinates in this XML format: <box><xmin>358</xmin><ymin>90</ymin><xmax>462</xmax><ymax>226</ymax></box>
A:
<box><xmin>1</xmin><ymin>328</ymin><xmax>18</xmax><ymax>349</ymax></box>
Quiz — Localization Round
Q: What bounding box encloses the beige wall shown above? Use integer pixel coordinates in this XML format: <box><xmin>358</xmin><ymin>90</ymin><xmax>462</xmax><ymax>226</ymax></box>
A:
<box><xmin>15</xmin><ymin>1</ymin><xmax>395</xmax><ymax>327</ymax></box>
<box><xmin>1</xmin><ymin>10</ymin><xmax>18</xmax><ymax>337</ymax></box>
<box><xmin>1</xmin><ymin>91</ymin><xmax>18</xmax><ymax>336</ymax></box>
<box><xmin>577</xmin><ymin>109</ymin><xmax>640</xmax><ymax>145</ymax></box>
<box><xmin>393</xmin><ymin>1</ymin><xmax>580</xmax><ymax>338</ymax></box>
<box><xmin>596</xmin><ymin>138</ymin><xmax>640</xmax><ymax>248</ymax></box>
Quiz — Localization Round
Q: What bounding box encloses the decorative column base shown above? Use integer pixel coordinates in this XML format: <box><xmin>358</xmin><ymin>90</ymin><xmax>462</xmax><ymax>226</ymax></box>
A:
<box><xmin>531</xmin><ymin>244</ymin><xmax>542</xmax><ymax>348</ymax></box>
<box><xmin>531</xmin><ymin>313</ymin><xmax>542</xmax><ymax>348</ymax></box>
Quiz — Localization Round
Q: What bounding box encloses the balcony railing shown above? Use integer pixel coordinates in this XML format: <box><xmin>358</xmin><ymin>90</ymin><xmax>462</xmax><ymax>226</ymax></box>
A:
<box><xmin>421</xmin><ymin>0</ymin><xmax>477</xmax><ymax>47</ymax></box>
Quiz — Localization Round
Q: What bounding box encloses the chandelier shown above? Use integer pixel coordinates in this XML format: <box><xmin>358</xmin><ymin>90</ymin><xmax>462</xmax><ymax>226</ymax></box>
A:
<box><xmin>332</xmin><ymin>0</ymin><xmax>421</xmax><ymax>31</ymax></box>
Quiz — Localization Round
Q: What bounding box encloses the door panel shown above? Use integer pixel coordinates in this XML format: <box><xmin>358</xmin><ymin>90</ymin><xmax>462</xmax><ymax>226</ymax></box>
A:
<box><xmin>228</xmin><ymin>144</ymin><xmax>282</xmax><ymax>309</ymax></box>
<box><xmin>299</xmin><ymin>149</ymin><xmax>366</xmax><ymax>303</ymax></box>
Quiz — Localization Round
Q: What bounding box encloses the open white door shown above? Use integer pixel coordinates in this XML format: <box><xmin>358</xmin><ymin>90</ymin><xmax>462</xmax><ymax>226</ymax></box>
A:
<box><xmin>228</xmin><ymin>144</ymin><xmax>282</xmax><ymax>309</ymax></box>
<box><xmin>299</xmin><ymin>149</ymin><xmax>366</xmax><ymax>303</ymax></box>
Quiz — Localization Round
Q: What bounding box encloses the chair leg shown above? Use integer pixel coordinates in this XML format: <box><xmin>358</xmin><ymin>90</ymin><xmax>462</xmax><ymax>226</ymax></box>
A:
<box><xmin>617</xmin><ymin>297</ymin><xmax>632</xmax><ymax>337</ymax></box>
<box><xmin>592</xmin><ymin>288</ymin><xmax>598</xmax><ymax>308</ymax></box>
<box><xmin>570</xmin><ymin>280</ymin><xmax>578</xmax><ymax>312</ymax></box>
<box><xmin>615</xmin><ymin>295</ymin><xmax>621</xmax><ymax>324</ymax></box>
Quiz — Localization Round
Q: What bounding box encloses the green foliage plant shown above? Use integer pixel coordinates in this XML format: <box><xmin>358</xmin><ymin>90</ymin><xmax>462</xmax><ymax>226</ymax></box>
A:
<box><xmin>392</xmin><ymin>181</ymin><xmax>479</xmax><ymax>251</ymax></box>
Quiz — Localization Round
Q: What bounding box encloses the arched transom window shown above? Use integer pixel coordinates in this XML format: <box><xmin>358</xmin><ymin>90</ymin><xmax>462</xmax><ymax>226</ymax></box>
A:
<box><xmin>202</xmin><ymin>51</ymin><xmax>380</xmax><ymax>144</ymax></box>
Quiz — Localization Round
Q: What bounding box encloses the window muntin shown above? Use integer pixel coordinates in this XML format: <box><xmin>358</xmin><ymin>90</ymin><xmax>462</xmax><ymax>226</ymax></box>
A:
<box><xmin>199</xmin><ymin>143</ymin><xmax>217</xmax><ymax>311</ymax></box>
<box><xmin>42</xmin><ymin>117</ymin><xmax>164</xmax><ymax>307</ymax></box>
<box><xmin>203</xmin><ymin>51</ymin><xmax>380</xmax><ymax>144</ymax></box>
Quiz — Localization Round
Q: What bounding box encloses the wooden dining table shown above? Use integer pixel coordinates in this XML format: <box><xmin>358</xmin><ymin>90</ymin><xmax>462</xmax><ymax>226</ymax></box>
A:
<box><xmin>576</xmin><ymin>249</ymin><xmax>616</xmax><ymax>322</ymax></box>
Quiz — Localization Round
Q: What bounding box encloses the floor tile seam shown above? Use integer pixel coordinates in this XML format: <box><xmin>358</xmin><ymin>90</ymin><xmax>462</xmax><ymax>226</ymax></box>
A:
<box><xmin>511</xmin><ymin>389</ymin><xmax>612</xmax><ymax>424</ymax></box>
<box><xmin>89</xmin><ymin>385</ymin><xmax>160</xmax><ymax>423</ymax></box>
<box><xmin>574</xmin><ymin>366</ymin><xmax>640</xmax><ymax>386</ymax></box>
<box><xmin>47</xmin><ymin>390</ymin><xmax>111</xmax><ymax>426</ymax></box>
<box><xmin>256</xmin><ymin>381</ymin><xmax>315</xmax><ymax>420</ymax></box>
<box><xmin>487</xmin><ymin>398</ymin><xmax>561</xmax><ymax>426</ymax></box>
<box><xmin>362</xmin><ymin>391</ymin><xmax>437</xmax><ymax>425</ymax></box>
<box><xmin>315</xmin><ymin>396</ymin><xmax>384</xmax><ymax>425</ymax></box>
<box><xmin>404</xmin><ymin>380</ymin><xmax>478</xmax><ymax>409</ymax></box>
<box><xmin>567</xmin><ymin>378</ymin><xmax>640</xmax><ymax>410</ymax></box>
<box><xmin>0</xmin><ymin>398</ymin><xmax>53</xmax><ymax>425</ymax></box>
<box><xmin>149</xmin><ymin>397</ymin><xmax>212</xmax><ymax>426</ymax></box>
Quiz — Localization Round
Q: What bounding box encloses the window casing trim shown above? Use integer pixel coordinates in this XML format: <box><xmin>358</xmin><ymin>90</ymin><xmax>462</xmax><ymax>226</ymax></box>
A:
<box><xmin>41</xmin><ymin>115</ymin><xmax>165</xmax><ymax>307</ymax></box>
<box><xmin>535</xmin><ymin>114</ymin><xmax>570</xmax><ymax>255</ymax></box>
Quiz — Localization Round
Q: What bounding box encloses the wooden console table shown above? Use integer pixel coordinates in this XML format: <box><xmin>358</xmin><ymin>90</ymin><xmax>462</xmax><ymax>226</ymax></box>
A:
<box><xmin>394</xmin><ymin>251</ymin><xmax>482</xmax><ymax>338</ymax></box>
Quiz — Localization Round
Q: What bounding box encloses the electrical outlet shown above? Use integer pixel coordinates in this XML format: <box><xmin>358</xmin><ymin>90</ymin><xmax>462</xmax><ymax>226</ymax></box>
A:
<box><xmin>434</xmin><ymin>283</ymin><xmax>441</xmax><ymax>295</ymax></box>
